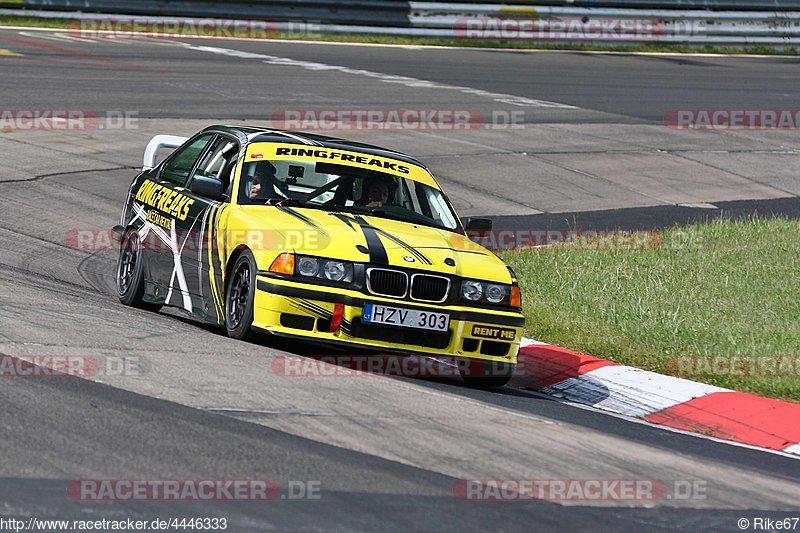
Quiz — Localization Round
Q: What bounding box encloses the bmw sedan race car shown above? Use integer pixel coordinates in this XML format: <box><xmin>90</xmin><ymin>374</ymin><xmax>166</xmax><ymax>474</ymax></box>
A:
<box><xmin>114</xmin><ymin>126</ymin><xmax>524</xmax><ymax>387</ymax></box>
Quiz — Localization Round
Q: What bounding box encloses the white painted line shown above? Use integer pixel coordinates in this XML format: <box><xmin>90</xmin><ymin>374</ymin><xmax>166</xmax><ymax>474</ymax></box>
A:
<box><xmin>1</xmin><ymin>17</ymin><xmax>798</xmax><ymax>59</ymax></box>
<box><xmin>678</xmin><ymin>202</ymin><xmax>718</xmax><ymax>209</ymax></box>
<box><xmin>15</xmin><ymin>30</ymin><xmax>78</xmax><ymax>43</ymax></box>
<box><xmin>179</xmin><ymin>42</ymin><xmax>577</xmax><ymax>109</ymax></box>
<box><xmin>782</xmin><ymin>443</ymin><xmax>800</xmax><ymax>456</ymax></box>
<box><xmin>520</xmin><ymin>339</ymin><xmax>800</xmax><ymax>456</ymax></box>
<box><xmin>519</xmin><ymin>337</ymin><xmax>548</xmax><ymax>348</ymax></box>
<box><xmin>202</xmin><ymin>407</ymin><xmax>338</xmax><ymax>417</ymax></box>
<box><xmin>541</xmin><ymin>364</ymin><xmax>729</xmax><ymax>418</ymax></box>
<box><xmin>526</xmin><ymin>387</ymin><xmax>800</xmax><ymax>460</ymax></box>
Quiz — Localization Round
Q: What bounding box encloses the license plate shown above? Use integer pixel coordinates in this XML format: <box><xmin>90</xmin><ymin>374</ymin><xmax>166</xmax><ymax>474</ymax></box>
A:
<box><xmin>362</xmin><ymin>303</ymin><xmax>450</xmax><ymax>333</ymax></box>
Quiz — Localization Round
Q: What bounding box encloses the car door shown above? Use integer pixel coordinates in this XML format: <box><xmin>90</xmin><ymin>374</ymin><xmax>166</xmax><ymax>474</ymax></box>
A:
<box><xmin>142</xmin><ymin>132</ymin><xmax>215</xmax><ymax>307</ymax></box>
<box><xmin>180</xmin><ymin>134</ymin><xmax>241</xmax><ymax>322</ymax></box>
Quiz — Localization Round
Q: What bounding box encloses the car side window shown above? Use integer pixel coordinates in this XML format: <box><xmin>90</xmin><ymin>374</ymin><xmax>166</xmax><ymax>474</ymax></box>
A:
<box><xmin>192</xmin><ymin>136</ymin><xmax>240</xmax><ymax>198</ymax></box>
<box><xmin>160</xmin><ymin>133</ymin><xmax>214</xmax><ymax>186</ymax></box>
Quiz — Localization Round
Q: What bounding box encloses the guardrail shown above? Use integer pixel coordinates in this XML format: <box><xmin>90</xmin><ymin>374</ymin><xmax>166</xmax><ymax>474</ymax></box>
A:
<box><xmin>0</xmin><ymin>0</ymin><xmax>798</xmax><ymax>46</ymax></box>
<box><xmin>421</xmin><ymin>0</ymin><xmax>800</xmax><ymax>6</ymax></box>
<box><xmin>410</xmin><ymin>3</ymin><xmax>800</xmax><ymax>44</ymax></box>
<box><xmin>3</xmin><ymin>0</ymin><xmax>800</xmax><ymax>12</ymax></box>
<box><xmin>0</xmin><ymin>1</ymin><xmax>413</xmax><ymax>26</ymax></box>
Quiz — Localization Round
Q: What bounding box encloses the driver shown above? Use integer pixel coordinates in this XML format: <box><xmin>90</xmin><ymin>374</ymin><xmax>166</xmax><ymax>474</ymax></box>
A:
<box><xmin>365</xmin><ymin>176</ymin><xmax>393</xmax><ymax>207</ymax></box>
<box><xmin>249</xmin><ymin>161</ymin><xmax>278</xmax><ymax>200</ymax></box>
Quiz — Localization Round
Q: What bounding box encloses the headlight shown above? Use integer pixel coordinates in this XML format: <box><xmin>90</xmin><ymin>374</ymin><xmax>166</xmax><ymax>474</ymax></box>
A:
<box><xmin>460</xmin><ymin>279</ymin><xmax>514</xmax><ymax>306</ymax></box>
<box><xmin>296</xmin><ymin>256</ymin><xmax>353</xmax><ymax>284</ymax></box>
<box><xmin>324</xmin><ymin>261</ymin><xmax>347</xmax><ymax>282</ymax></box>
<box><xmin>298</xmin><ymin>257</ymin><xmax>320</xmax><ymax>277</ymax></box>
<box><xmin>461</xmin><ymin>280</ymin><xmax>483</xmax><ymax>301</ymax></box>
<box><xmin>485</xmin><ymin>284</ymin><xmax>506</xmax><ymax>304</ymax></box>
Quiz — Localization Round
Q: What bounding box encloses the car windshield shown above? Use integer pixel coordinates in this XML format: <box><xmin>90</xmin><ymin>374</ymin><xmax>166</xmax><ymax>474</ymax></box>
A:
<box><xmin>238</xmin><ymin>159</ymin><xmax>459</xmax><ymax>231</ymax></box>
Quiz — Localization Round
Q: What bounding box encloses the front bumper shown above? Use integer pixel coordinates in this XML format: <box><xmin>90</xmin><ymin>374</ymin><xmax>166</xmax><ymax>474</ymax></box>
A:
<box><xmin>254</xmin><ymin>275</ymin><xmax>524</xmax><ymax>364</ymax></box>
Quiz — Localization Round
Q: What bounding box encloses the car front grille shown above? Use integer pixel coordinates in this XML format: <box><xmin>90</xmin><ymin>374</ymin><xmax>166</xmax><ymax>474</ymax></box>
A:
<box><xmin>410</xmin><ymin>274</ymin><xmax>450</xmax><ymax>303</ymax></box>
<box><xmin>366</xmin><ymin>268</ymin><xmax>408</xmax><ymax>298</ymax></box>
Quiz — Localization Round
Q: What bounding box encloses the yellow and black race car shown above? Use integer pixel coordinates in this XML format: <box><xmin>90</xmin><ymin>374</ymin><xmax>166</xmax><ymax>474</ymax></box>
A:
<box><xmin>114</xmin><ymin>126</ymin><xmax>524</xmax><ymax>387</ymax></box>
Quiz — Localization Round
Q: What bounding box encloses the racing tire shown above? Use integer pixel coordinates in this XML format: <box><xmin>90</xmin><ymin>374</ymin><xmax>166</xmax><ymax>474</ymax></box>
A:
<box><xmin>225</xmin><ymin>250</ymin><xmax>257</xmax><ymax>341</ymax></box>
<box><xmin>116</xmin><ymin>229</ymin><xmax>162</xmax><ymax>312</ymax></box>
<box><xmin>460</xmin><ymin>361</ymin><xmax>514</xmax><ymax>389</ymax></box>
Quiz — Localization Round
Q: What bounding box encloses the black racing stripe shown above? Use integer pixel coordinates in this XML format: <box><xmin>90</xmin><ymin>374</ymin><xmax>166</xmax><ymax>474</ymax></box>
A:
<box><xmin>419</xmin><ymin>246</ymin><xmax>488</xmax><ymax>256</ymax></box>
<box><xmin>218</xmin><ymin>204</ymin><xmax>229</xmax><ymax>264</ymax></box>
<box><xmin>371</xmin><ymin>228</ymin><xmax>432</xmax><ymax>265</ymax></box>
<box><xmin>291</xmin><ymin>297</ymin><xmax>350</xmax><ymax>333</ymax></box>
<box><xmin>353</xmin><ymin>216</ymin><xmax>389</xmax><ymax>265</ymax></box>
<box><xmin>301</xmin><ymin>301</ymin><xmax>332</xmax><ymax>318</ymax></box>
<box><xmin>294</xmin><ymin>298</ymin><xmax>333</xmax><ymax>319</ymax></box>
<box><xmin>209</xmin><ymin>205</ymin><xmax>225</xmax><ymax>324</ymax></box>
<box><xmin>453</xmin><ymin>250</ymin><xmax>488</xmax><ymax>256</ymax></box>
<box><xmin>330</xmin><ymin>212</ymin><xmax>358</xmax><ymax>231</ymax></box>
<box><xmin>289</xmin><ymin>298</ymin><xmax>321</xmax><ymax>317</ymax></box>
<box><xmin>334</xmin><ymin>212</ymin><xmax>431</xmax><ymax>265</ymax></box>
<box><xmin>257</xmin><ymin>280</ymin><xmax>525</xmax><ymax>327</ymax></box>
<box><xmin>277</xmin><ymin>206</ymin><xmax>329</xmax><ymax>236</ymax></box>
<box><xmin>288</xmin><ymin>298</ymin><xmax>322</xmax><ymax>318</ymax></box>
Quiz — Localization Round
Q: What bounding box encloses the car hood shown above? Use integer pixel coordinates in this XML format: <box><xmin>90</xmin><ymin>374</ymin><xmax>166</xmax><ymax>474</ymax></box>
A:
<box><xmin>238</xmin><ymin>206</ymin><xmax>511</xmax><ymax>283</ymax></box>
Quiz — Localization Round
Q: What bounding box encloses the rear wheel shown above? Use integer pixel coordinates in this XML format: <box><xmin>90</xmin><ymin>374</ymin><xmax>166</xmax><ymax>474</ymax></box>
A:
<box><xmin>225</xmin><ymin>250</ymin><xmax>257</xmax><ymax>340</ymax></box>
<box><xmin>116</xmin><ymin>229</ymin><xmax>161</xmax><ymax>312</ymax></box>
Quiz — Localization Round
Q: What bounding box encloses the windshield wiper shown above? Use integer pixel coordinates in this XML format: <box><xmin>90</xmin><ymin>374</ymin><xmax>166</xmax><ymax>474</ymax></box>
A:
<box><xmin>366</xmin><ymin>208</ymin><xmax>442</xmax><ymax>229</ymax></box>
<box><xmin>263</xmin><ymin>197</ymin><xmax>316</xmax><ymax>209</ymax></box>
<box><xmin>273</xmin><ymin>198</ymin><xmax>307</xmax><ymax>207</ymax></box>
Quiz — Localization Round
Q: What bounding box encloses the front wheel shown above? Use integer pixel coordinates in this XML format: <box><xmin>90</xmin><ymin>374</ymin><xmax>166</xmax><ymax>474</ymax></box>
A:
<box><xmin>225</xmin><ymin>250</ymin><xmax>257</xmax><ymax>340</ymax></box>
<box><xmin>116</xmin><ymin>229</ymin><xmax>161</xmax><ymax>312</ymax></box>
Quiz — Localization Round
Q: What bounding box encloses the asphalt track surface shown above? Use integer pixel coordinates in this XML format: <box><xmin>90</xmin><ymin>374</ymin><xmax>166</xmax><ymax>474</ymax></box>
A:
<box><xmin>0</xmin><ymin>29</ymin><xmax>799</xmax><ymax>531</ymax></box>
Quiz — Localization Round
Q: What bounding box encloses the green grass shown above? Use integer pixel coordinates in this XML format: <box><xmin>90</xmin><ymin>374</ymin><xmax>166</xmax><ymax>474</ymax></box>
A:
<box><xmin>0</xmin><ymin>15</ymin><xmax>79</xmax><ymax>29</ymax></box>
<box><xmin>0</xmin><ymin>15</ymin><xmax>796</xmax><ymax>56</ymax></box>
<box><xmin>502</xmin><ymin>217</ymin><xmax>800</xmax><ymax>401</ymax></box>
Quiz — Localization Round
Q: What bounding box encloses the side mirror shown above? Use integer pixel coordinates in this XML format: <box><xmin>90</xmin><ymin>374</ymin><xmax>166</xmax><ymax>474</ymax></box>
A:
<box><xmin>190</xmin><ymin>175</ymin><xmax>224</xmax><ymax>201</ymax></box>
<box><xmin>464</xmin><ymin>217</ymin><xmax>493</xmax><ymax>243</ymax></box>
<box><xmin>465</xmin><ymin>217</ymin><xmax>492</xmax><ymax>232</ymax></box>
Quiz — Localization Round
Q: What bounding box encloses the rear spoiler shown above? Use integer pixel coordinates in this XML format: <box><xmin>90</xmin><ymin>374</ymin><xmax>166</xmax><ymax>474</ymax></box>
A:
<box><xmin>143</xmin><ymin>135</ymin><xmax>189</xmax><ymax>171</ymax></box>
